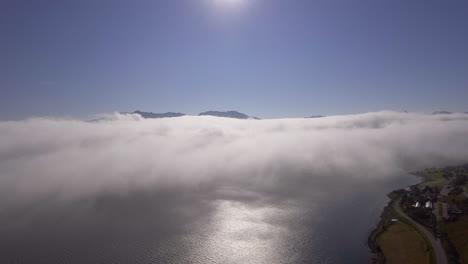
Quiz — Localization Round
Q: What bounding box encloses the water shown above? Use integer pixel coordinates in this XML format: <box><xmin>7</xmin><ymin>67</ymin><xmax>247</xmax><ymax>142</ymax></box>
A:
<box><xmin>0</xmin><ymin>175</ymin><xmax>418</xmax><ymax>264</ymax></box>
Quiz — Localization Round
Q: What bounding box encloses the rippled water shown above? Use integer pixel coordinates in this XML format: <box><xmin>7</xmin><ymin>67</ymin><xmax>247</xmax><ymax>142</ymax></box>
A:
<box><xmin>0</xmin><ymin>174</ymin><xmax>418</xmax><ymax>264</ymax></box>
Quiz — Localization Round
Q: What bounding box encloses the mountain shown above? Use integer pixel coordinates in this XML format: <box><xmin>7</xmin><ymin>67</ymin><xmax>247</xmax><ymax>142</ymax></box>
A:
<box><xmin>432</xmin><ymin>111</ymin><xmax>453</xmax><ymax>115</ymax></box>
<box><xmin>306</xmin><ymin>115</ymin><xmax>325</xmax><ymax>118</ymax></box>
<box><xmin>130</xmin><ymin>110</ymin><xmax>186</xmax><ymax>119</ymax></box>
<box><xmin>198</xmin><ymin>111</ymin><xmax>260</xmax><ymax>120</ymax></box>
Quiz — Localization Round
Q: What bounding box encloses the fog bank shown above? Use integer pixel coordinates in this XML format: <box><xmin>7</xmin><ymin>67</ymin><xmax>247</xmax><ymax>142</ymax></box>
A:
<box><xmin>1</xmin><ymin>111</ymin><xmax>468</xmax><ymax>204</ymax></box>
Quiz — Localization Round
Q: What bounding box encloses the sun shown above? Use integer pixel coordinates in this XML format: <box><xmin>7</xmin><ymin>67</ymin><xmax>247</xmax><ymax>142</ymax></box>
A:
<box><xmin>214</xmin><ymin>0</ymin><xmax>246</xmax><ymax>8</ymax></box>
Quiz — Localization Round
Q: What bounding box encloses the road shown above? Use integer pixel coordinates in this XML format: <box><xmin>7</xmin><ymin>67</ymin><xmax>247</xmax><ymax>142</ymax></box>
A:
<box><xmin>393</xmin><ymin>197</ymin><xmax>448</xmax><ymax>264</ymax></box>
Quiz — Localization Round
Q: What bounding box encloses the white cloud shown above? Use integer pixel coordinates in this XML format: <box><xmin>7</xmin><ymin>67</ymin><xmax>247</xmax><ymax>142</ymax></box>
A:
<box><xmin>1</xmin><ymin>111</ymin><xmax>468</xmax><ymax>203</ymax></box>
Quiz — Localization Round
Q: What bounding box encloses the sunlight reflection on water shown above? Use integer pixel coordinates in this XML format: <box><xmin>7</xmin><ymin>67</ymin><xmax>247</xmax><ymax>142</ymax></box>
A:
<box><xmin>0</xmin><ymin>175</ymin><xmax>418</xmax><ymax>264</ymax></box>
<box><xmin>188</xmin><ymin>200</ymin><xmax>287</xmax><ymax>263</ymax></box>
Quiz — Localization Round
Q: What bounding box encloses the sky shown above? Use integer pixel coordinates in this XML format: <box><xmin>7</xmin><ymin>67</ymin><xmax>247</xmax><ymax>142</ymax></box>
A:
<box><xmin>1</xmin><ymin>0</ymin><xmax>468</xmax><ymax>119</ymax></box>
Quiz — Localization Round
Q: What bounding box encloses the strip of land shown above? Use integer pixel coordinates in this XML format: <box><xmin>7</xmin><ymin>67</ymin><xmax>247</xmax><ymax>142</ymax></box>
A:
<box><xmin>393</xmin><ymin>197</ymin><xmax>447</xmax><ymax>264</ymax></box>
<box><xmin>369</xmin><ymin>164</ymin><xmax>468</xmax><ymax>264</ymax></box>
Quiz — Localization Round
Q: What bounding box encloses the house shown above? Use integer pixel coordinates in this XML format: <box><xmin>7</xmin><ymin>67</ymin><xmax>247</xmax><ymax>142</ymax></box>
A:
<box><xmin>425</xmin><ymin>201</ymin><xmax>433</xmax><ymax>209</ymax></box>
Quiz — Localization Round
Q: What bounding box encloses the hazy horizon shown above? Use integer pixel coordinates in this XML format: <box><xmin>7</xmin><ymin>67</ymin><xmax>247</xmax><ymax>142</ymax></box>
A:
<box><xmin>2</xmin><ymin>109</ymin><xmax>468</xmax><ymax>122</ymax></box>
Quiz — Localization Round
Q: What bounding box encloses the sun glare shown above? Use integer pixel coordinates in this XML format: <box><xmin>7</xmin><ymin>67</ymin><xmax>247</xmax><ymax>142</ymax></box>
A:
<box><xmin>214</xmin><ymin>0</ymin><xmax>246</xmax><ymax>8</ymax></box>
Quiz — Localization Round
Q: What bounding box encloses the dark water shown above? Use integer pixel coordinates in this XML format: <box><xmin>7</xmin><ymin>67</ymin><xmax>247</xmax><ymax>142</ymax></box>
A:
<box><xmin>0</xmin><ymin>175</ymin><xmax>418</xmax><ymax>264</ymax></box>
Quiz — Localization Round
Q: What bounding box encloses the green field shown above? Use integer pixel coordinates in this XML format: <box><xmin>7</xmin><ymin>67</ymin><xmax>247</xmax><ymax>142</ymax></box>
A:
<box><xmin>440</xmin><ymin>193</ymin><xmax>466</xmax><ymax>203</ymax></box>
<box><xmin>417</xmin><ymin>170</ymin><xmax>448</xmax><ymax>188</ymax></box>
<box><xmin>441</xmin><ymin>216</ymin><xmax>468</xmax><ymax>264</ymax></box>
<box><xmin>424</xmin><ymin>171</ymin><xmax>444</xmax><ymax>180</ymax></box>
<box><xmin>377</xmin><ymin>222</ymin><xmax>432</xmax><ymax>264</ymax></box>
<box><xmin>371</xmin><ymin>205</ymin><xmax>435</xmax><ymax>264</ymax></box>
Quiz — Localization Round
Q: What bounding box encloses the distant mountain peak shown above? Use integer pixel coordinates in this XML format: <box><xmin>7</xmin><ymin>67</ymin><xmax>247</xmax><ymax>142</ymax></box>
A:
<box><xmin>306</xmin><ymin>115</ymin><xmax>325</xmax><ymax>118</ymax></box>
<box><xmin>129</xmin><ymin>111</ymin><xmax>186</xmax><ymax>119</ymax></box>
<box><xmin>198</xmin><ymin>111</ymin><xmax>260</xmax><ymax>120</ymax></box>
<box><xmin>432</xmin><ymin>111</ymin><xmax>452</xmax><ymax>115</ymax></box>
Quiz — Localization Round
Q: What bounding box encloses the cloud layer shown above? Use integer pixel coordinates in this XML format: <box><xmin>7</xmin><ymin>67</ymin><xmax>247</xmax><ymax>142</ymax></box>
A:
<box><xmin>1</xmin><ymin>111</ymin><xmax>468</xmax><ymax>204</ymax></box>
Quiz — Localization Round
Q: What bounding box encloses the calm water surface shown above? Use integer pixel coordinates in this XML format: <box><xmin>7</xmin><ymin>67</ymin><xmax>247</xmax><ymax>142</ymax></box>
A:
<box><xmin>0</xmin><ymin>174</ymin><xmax>418</xmax><ymax>264</ymax></box>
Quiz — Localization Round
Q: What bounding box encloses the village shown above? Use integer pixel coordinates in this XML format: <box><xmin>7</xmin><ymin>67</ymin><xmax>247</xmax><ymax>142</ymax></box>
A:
<box><xmin>370</xmin><ymin>164</ymin><xmax>468</xmax><ymax>264</ymax></box>
<box><xmin>403</xmin><ymin>166</ymin><xmax>467</xmax><ymax>225</ymax></box>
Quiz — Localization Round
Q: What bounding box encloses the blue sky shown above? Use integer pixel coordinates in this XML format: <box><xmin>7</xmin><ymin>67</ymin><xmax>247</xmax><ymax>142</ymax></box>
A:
<box><xmin>1</xmin><ymin>0</ymin><xmax>468</xmax><ymax>119</ymax></box>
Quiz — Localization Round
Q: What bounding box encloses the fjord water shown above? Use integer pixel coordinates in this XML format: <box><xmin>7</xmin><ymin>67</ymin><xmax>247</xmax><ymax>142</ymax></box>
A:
<box><xmin>0</xmin><ymin>174</ymin><xmax>417</xmax><ymax>264</ymax></box>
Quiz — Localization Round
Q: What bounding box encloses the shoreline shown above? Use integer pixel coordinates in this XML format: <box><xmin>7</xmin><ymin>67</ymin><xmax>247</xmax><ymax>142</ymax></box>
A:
<box><xmin>367</xmin><ymin>173</ymin><xmax>434</xmax><ymax>264</ymax></box>
<box><xmin>367</xmin><ymin>191</ymin><xmax>404</xmax><ymax>263</ymax></box>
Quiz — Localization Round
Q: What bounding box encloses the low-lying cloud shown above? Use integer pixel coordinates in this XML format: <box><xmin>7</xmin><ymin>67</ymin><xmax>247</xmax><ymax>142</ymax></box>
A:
<box><xmin>1</xmin><ymin>111</ymin><xmax>468</xmax><ymax>204</ymax></box>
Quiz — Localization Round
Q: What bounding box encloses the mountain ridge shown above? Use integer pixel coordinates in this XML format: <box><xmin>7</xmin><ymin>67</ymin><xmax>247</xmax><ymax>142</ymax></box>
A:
<box><xmin>198</xmin><ymin>110</ymin><xmax>260</xmax><ymax>120</ymax></box>
<box><xmin>130</xmin><ymin>111</ymin><xmax>186</xmax><ymax>119</ymax></box>
<box><xmin>432</xmin><ymin>111</ymin><xmax>453</xmax><ymax>115</ymax></box>
<box><xmin>125</xmin><ymin>110</ymin><xmax>260</xmax><ymax>120</ymax></box>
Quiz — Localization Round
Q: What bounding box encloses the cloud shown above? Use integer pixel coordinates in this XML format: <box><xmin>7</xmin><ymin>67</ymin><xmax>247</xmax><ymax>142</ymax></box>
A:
<box><xmin>1</xmin><ymin>111</ymin><xmax>468</xmax><ymax>205</ymax></box>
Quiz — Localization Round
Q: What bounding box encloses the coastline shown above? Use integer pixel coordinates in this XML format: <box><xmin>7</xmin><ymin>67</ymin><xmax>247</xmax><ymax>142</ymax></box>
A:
<box><xmin>367</xmin><ymin>173</ymin><xmax>434</xmax><ymax>264</ymax></box>
<box><xmin>368</xmin><ymin>191</ymin><xmax>406</xmax><ymax>263</ymax></box>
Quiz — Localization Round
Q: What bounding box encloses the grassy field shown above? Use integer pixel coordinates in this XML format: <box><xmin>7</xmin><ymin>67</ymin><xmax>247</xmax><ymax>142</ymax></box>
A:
<box><xmin>424</xmin><ymin>171</ymin><xmax>444</xmax><ymax>181</ymax></box>
<box><xmin>417</xmin><ymin>170</ymin><xmax>448</xmax><ymax>188</ymax></box>
<box><xmin>419</xmin><ymin>179</ymin><xmax>447</xmax><ymax>188</ymax></box>
<box><xmin>372</xmin><ymin>205</ymin><xmax>435</xmax><ymax>264</ymax></box>
<box><xmin>441</xmin><ymin>216</ymin><xmax>468</xmax><ymax>264</ymax></box>
<box><xmin>440</xmin><ymin>193</ymin><xmax>466</xmax><ymax>203</ymax></box>
<box><xmin>377</xmin><ymin>222</ymin><xmax>432</xmax><ymax>264</ymax></box>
